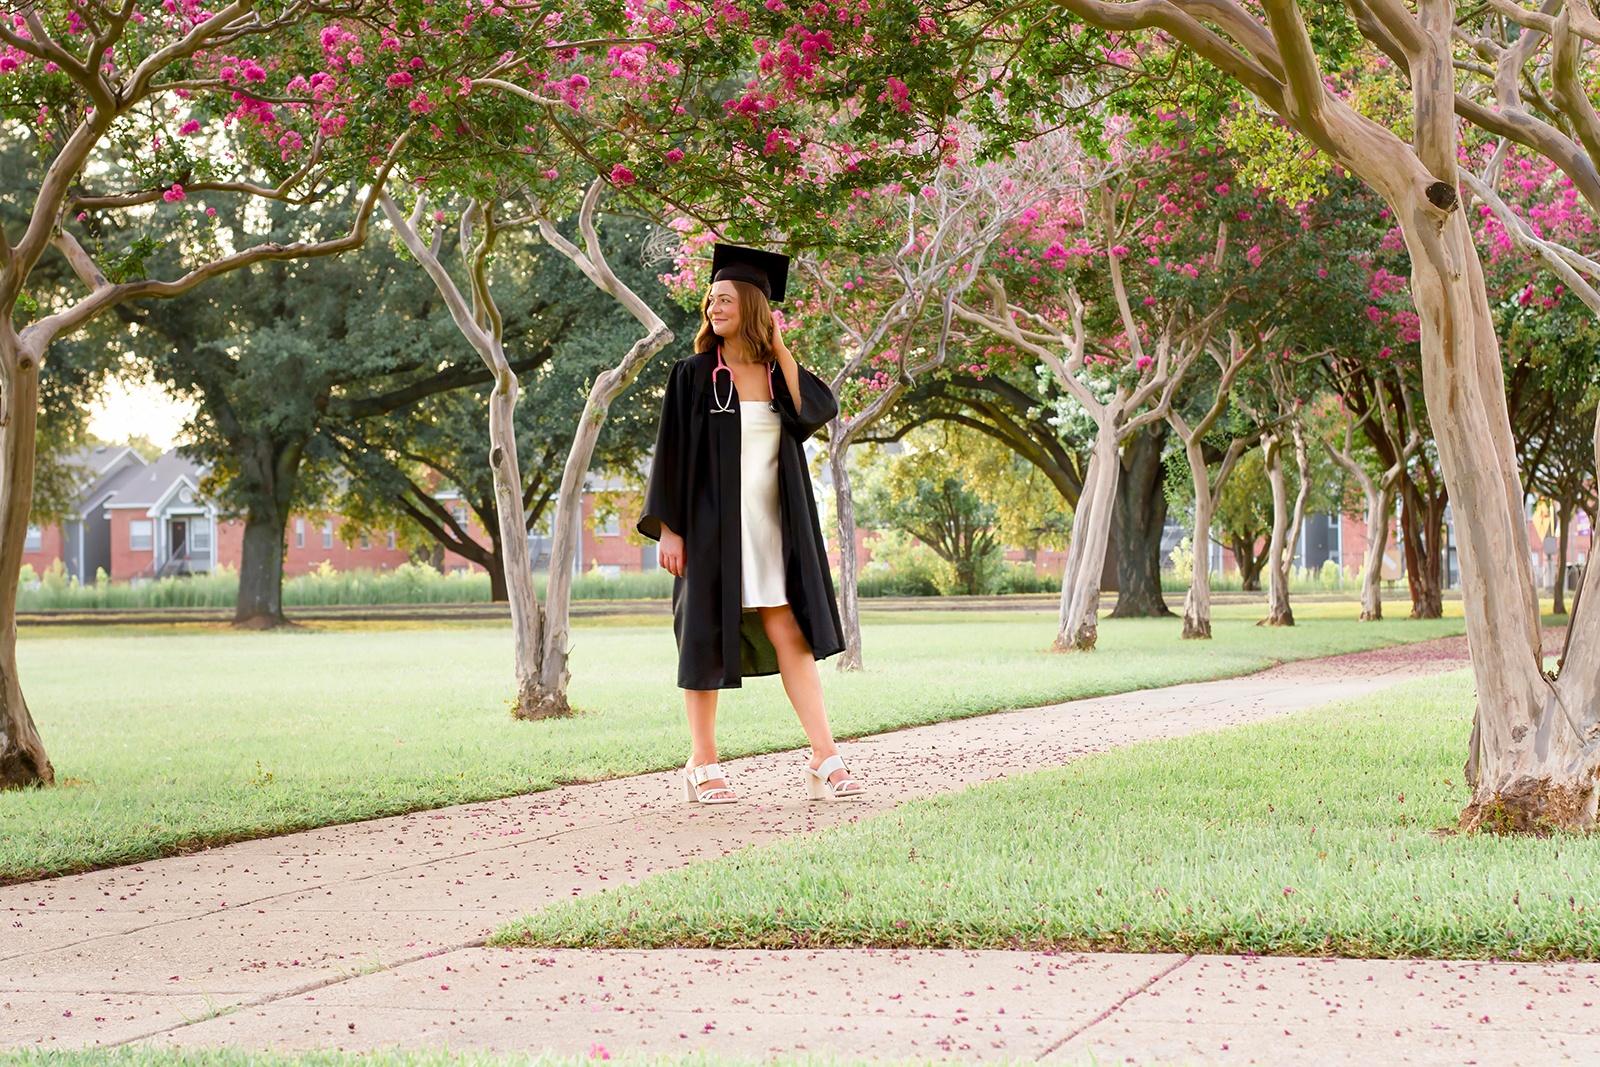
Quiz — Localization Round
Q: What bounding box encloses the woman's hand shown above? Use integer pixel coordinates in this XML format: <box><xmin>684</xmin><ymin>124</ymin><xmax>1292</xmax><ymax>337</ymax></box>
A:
<box><xmin>659</xmin><ymin>524</ymin><xmax>686</xmax><ymax>577</ymax></box>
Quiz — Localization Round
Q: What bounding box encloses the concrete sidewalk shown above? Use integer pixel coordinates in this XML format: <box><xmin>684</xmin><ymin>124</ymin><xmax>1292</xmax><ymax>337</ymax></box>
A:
<box><xmin>8</xmin><ymin>633</ymin><xmax>1592</xmax><ymax>1064</ymax></box>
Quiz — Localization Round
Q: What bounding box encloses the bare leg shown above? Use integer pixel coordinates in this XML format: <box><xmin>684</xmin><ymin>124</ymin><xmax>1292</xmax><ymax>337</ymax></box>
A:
<box><xmin>758</xmin><ymin>604</ymin><xmax>857</xmax><ymax>787</ymax></box>
<box><xmin>684</xmin><ymin>688</ymin><xmax>732</xmax><ymax>797</ymax></box>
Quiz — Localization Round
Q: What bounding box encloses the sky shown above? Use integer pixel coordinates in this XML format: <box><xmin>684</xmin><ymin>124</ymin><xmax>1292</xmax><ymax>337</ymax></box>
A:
<box><xmin>85</xmin><ymin>377</ymin><xmax>197</xmax><ymax>452</ymax></box>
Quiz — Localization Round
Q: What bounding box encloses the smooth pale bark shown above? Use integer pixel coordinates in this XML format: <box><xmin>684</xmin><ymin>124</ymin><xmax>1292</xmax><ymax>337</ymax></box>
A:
<box><xmin>531</xmin><ymin>183</ymin><xmax>673</xmax><ymax>718</ymax></box>
<box><xmin>381</xmin><ymin>192</ymin><xmax>547</xmax><ymax>717</ymax></box>
<box><xmin>829</xmin><ymin>434</ymin><xmax>868</xmax><ymax>670</ymax></box>
<box><xmin>1052</xmin><ymin>0</ymin><xmax>1600</xmax><ymax>827</ymax></box>
<box><xmin>954</xmin><ymin>268</ymin><xmax>1207</xmax><ymax>651</ymax></box>
<box><xmin>1108</xmin><ymin>424</ymin><xmax>1174</xmax><ymax>619</ymax></box>
<box><xmin>0</xmin><ymin>326</ymin><xmax>50</xmax><ymax>787</ymax></box>
<box><xmin>1168</xmin><ymin>333</ymin><xmax>1256</xmax><ymax>639</ymax></box>
<box><xmin>1260</xmin><ymin>430</ymin><xmax>1295</xmax><ymax>627</ymax></box>
<box><xmin>1324</xmin><ymin>398</ymin><xmax>1419</xmax><ymax>622</ymax></box>
<box><xmin>1284</xmin><ymin>423</ymin><xmax>1312</xmax><ymax>579</ymax></box>
<box><xmin>1055</xmin><ymin>426</ymin><xmax>1119</xmax><ymax>651</ymax></box>
<box><xmin>1179</xmin><ymin>438</ymin><xmax>1251</xmax><ymax>639</ymax></box>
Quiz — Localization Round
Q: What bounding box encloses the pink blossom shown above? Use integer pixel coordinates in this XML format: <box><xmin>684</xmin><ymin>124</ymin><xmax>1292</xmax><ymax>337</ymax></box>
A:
<box><xmin>609</xmin><ymin>164</ymin><xmax>636</xmax><ymax>186</ymax></box>
<box><xmin>385</xmin><ymin>72</ymin><xmax>414</xmax><ymax>90</ymax></box>
<box><xmin>1245</xmin><ymin>244</ymin><xmax>1262</xmax><ymax>268</ymax></box>
<box><xmin>664</xmin><ymin>148</ymin><xmax>684</xmax><ymax>163</ymax></box>
<box><xmin>206</xmin><ymin>207</ymin><xmax>217</xmax><ymax>218</ymax></box>
<box><xmin>162</xmin><ymin>183</ymin><xmax>186</xmax><ymax>203</ymax></box>
<box><xmin>179</xmin><ymin>120</ymin><xmax>201</xmax><ymax>135</ymax></box>
<box><xmin>1135</xmin><ymin>355</ymin><xmax>1154</xmax><ymax>370</ymax></box>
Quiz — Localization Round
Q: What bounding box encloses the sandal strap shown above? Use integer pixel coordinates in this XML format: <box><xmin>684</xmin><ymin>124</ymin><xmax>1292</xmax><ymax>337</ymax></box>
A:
<box><xmin>812</xmin><ymin>754</ymin><xmax>847</xmax><ymax>779</ymax></box>
<box><xmin>688</xmin><ymin>762</ymin><xmax>725</xmax><ymax>786</ymax></box>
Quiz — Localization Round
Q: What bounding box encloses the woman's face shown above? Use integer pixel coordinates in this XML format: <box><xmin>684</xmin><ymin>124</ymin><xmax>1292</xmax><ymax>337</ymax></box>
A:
<box><xmin>707</xmin><ymin>280</ymin><xmax>742</xmax><ymax>338</ymax></box>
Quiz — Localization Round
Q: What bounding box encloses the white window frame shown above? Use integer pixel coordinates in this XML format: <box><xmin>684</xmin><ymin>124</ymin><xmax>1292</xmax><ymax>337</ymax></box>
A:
<box><xmin>190</xmin><ymin>518</ymin><xmax>212</xmax><ymax>553</ymax></box>
<box><xmin>24</xmin><ymin>525</ymin><xmax>41</xmax><ymax>552</ymax></box>
<box><xmin>129</xmin><ymin>519</ymin><xmax>153</xmax><ymax>552</ymax></box>
<box><xmin>387</xmin><ymin>530</ymin><xmax>397</xmax><ymax>550</ymax></box>
<box><xmin>295</xmin><ymin>518</ymin><xmax>304</xmax><ymax>549</ymax></box>
<box><xmin>322</xmin><ymin>519</ymin><xmax>333</xmax><ymax>549</ymax></box>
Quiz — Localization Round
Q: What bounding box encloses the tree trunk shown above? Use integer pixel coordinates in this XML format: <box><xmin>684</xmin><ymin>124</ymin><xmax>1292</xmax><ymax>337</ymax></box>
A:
<box><xmin>530</xmin><ymin>319</ymin><xmax>671</xmax><ymax>718</ymax></box>
<box><xmin>1553</xmin><ymin>498</ymin><xmax>1572</xmax><ymax>618</ymax></box>
<box><xmin>488</xmin><ymin>545</ymin><xmax>508</xmax><ymax>603</ymax></box>
<box><xmin>1109</xmin><ymin>423</ymin><xmax>1173</xmax><ymax>618</ymax></box>
<box><xmin>1229</xmin><ymin>535</ymin><xmax>1266</xmax><ymax>591</ymax></box>
<box><xmin>1358</xmin><ymin>486</ymin><xmax>1397</xmax><ymax>622</ymax></box>
<box><xmin>1398</xmin><ymin>471</ymin><xmax>1447</xmax><ymax>619</ymax></box>
<box><xmin>232</xmin><ymin>439</ymin><xmax>303</xmax><ymax>629</ymax></box>
<box><xmin>830</xmin><ymin>426</ymin><xmax>866</xmax><ymax>671</ymax></box>
<box><xmin>1392</xmin><ymin>195</ymin><xmax>1576</xmax><ymax>830</ymax></box>
<box><xmin>485</xmin><ymin>370</ymin><xmax>547</xmax><ymax>720</ymax></box>
<box><xmin>1054</xmin><ymin>420</ymin><xmax>1119</xmax><ymax>652</ymax></box>
<box><xmin>1261</xmin><ymin>431</ymin><xmax>1294</xmax><ymax>627</ymax></box>
<box><xmin>0</xmin><ymin>335</ymin><xmax>52</xmax><ymax>788</ymax></box>
<box><xmin>1182</xmin><ymin>439</ymin><xmax>1216</xmax><ymax>640</ymax></box>
<box><xmin>234</xmin><ymin>511</ymin><xmax>289</xmax><ymax>629</ymax></box>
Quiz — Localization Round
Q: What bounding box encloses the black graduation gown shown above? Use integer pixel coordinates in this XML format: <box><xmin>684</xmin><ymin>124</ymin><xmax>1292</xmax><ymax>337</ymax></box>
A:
<box><xmin>637</xmin><ymin>350</ymin><xmax>845</xmax><ymax>690</ymax></box>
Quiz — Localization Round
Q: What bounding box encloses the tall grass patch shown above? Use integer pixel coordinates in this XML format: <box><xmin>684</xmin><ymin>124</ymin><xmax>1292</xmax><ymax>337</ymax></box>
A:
<box><xmin>499</xmin><ymin>672</ymin><xmax>1600</xmax><ymax>960</ymax></box>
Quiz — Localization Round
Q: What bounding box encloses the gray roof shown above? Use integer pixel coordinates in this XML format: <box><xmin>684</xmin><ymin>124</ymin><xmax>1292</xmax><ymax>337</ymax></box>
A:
<box><xmin>100</xmin><ymin>449</ymin><xmax>208</xmax><ymax>510</ymax></box>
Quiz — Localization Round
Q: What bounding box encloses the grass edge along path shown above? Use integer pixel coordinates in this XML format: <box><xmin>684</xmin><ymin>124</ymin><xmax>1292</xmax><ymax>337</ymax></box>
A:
<box><xmin>498</xmin><ymin>670</ymin><xmax>1600</xmax><ymax>962</ymax></box>
<box><xmin>3</xmin><ymin>611</ymin><xmax>1463</xmax><ymax>885</ymax></box>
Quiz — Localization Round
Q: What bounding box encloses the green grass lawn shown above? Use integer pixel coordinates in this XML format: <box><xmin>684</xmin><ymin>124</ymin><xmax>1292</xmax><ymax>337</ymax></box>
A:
<box><xmin>2</xmin><ymin>609</ymin><xmax>1464</xmax><ymax>883</ymax></box>
<box><xmin>498</xmin><ymin>670</ymin><xmax>1600</xmax><ymax>961</ymax></box>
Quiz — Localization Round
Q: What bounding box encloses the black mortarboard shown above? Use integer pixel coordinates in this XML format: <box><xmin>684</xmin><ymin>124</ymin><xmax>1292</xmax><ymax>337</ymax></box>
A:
<box><xmin>710</xmin><ymin>243</ymin><xmax>790</xmax><ymax>303</ymax></box>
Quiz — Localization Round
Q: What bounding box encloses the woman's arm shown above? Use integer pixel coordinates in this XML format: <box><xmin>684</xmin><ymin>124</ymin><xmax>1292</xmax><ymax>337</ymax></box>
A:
<box><xmin>771</xmin><ymin>319</ymin><xmax>804</xmax><ymax>416</ymax></box>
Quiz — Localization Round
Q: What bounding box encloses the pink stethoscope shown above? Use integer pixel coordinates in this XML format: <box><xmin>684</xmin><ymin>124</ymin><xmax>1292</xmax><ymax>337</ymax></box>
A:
<box><xmin>710</xmin><ymin>344</ymin><xmax>775</xmax><ymax>415</ymax></box>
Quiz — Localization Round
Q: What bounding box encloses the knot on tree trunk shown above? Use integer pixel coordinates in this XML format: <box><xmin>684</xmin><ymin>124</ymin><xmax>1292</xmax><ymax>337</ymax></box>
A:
<box><xmin>1424</xmin><ymin>180</ymin><xmax>1459</xmax><ymax>212</ymax></box>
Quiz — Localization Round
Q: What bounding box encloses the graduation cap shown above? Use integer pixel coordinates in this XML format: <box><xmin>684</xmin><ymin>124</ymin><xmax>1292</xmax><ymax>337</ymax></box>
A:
<box><xmin>711</xmin><ymin>243</ymin><xmax>790</xmax><ymax>303</ymax></box>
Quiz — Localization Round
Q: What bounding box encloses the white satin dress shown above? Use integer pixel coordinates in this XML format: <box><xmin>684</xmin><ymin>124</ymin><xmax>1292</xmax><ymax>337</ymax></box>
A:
<box><xmin>739</xmin><ymin>400</ymin><xmax>788</xmax><ymax>608</ymax></box>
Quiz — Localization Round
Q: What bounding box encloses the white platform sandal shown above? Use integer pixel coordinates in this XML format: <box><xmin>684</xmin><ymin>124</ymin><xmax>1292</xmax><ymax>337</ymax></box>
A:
<box><xmin>683</xmin><ymin>762</ymin><xmax>737</xmax><ymax>805</ymax></box>
<box><xmin>804</xmin><ymin>754</ymin><xmax>866</xmax><ymax>800</ymax></box>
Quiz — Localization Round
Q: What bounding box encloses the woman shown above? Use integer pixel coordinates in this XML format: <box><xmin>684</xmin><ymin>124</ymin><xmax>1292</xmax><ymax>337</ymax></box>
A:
<box><xmin>637</xmin><ymin>245</ymin><xmax>865</xmax><ymax>805</ymax></box>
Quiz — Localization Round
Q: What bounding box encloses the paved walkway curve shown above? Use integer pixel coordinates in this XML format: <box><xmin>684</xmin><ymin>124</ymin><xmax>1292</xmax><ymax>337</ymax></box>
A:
<box><xmin>7</xmin><ymin>631</ymin><xmax>1597</xmax><ymax>1065</ymax></box>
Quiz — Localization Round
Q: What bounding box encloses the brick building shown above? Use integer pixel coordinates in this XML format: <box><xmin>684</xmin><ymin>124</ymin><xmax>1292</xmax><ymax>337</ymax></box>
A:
<box><xmin>27</xmin><ymin>447</ymin><xmax>656</xmax><ymax>584</ymax></box>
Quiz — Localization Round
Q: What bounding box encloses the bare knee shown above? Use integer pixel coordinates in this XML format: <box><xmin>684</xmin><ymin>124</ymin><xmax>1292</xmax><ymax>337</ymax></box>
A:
<box><xmin>761</xmin><ymin>606</ymin><xmax>810</xmax><ymax>653</ymax></box>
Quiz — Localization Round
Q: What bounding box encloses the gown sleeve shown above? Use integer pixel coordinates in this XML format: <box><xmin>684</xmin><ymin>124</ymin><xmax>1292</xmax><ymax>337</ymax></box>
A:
<box><xmin>772</xmin><ymin>363</ymin><xmax>838</xmax><ymax>441</ymax></box>
<box><xmin>636</xmin><ymin>359</ymin><xmax>692</xmax><ymax>542</ymax></box>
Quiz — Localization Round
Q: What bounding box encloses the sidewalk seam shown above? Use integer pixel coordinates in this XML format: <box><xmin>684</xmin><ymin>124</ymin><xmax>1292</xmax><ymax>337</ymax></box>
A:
<box><xmin>1038</xmin><ymin>953</ymin><xmax>1193</xmax><ymax>1059</ymax></box>
<box><xmin>105</xmin><ymin>936</ymin><xmax>492</xmax><ymax>1049</ymax></box>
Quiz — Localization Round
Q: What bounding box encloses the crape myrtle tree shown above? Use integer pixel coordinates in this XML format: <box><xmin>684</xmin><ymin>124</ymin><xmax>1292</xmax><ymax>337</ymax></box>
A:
<box><xmin>330</xmin><ymin>215</ymin><xmax>685</xmax><ymax>600</ymax></box>
<box><xmin>0</xmin><ymin>1</ymin><xmax>472</xmax><ymax>788</ymax></box>
<box><xmin>377</xmin><ymin>178</ymin><xmax>680</xmax><ymax>718</ymax></box>
<box><xmin>1165</xmin><ymin>330</ymin><xmax>1260</xmax><ymax>638</ymax></box>
<box><xmin>372</xmin><ymin>0</ymin><xmax>990</xmax><ymax>711</ymax></box>
<box><xmin>704</xmin><ymin>133</ymin><xmax>1079</xmax><ymax>671</ymax></box>
<box><xmin>1323</xmin><ymin>366</ymin><xmax>1423</xmax><ymax>621</ymax></box>
<box><xmin>1038</xmin><ymin>0</ymin><xmax>1600</xmax><ymax>828</ymax></box>
<box><xmin>952</xmin><ymin>131</ymin><xmax>1330</xmax><ymax>651</ymax></box>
